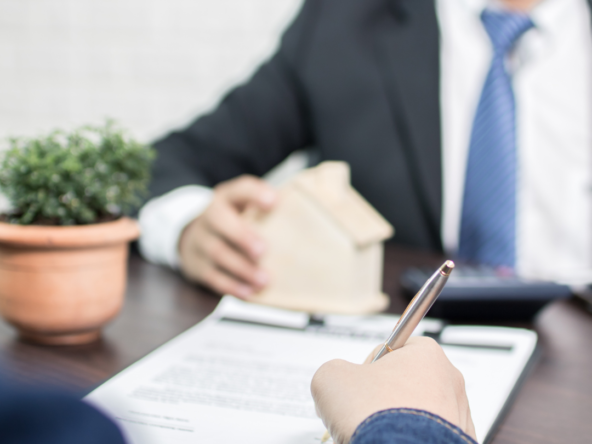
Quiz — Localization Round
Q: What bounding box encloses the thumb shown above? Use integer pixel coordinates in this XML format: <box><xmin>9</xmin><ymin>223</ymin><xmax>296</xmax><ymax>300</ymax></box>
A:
<box><xmin>363</xmin><ymin>344</ymin><xmax>385</xmax><ymax>364</ymax></box>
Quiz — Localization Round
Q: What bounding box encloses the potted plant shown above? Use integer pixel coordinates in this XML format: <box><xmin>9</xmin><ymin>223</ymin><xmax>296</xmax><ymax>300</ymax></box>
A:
<box><xmin>0</xmin><ymin>121</ymin><xmax>155</xmax><ymax>345</ymax></box>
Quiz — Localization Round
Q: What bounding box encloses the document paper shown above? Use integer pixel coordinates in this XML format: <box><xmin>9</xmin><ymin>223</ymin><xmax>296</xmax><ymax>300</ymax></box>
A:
<box><xmin>85</xmin><ymin>297</ymin><xmax>537</xmax><ymax>444</ymax></box>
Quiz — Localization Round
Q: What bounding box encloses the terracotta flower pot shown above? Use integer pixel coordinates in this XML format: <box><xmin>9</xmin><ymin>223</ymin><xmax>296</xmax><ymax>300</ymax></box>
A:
<box><xmin>0</xmin><ymin>217</ymin><xmax>140</xmax><ymax>345</ymax></box>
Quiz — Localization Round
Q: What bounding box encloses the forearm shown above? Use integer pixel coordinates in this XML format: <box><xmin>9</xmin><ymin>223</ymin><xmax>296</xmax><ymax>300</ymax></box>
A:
<box><xmin>351</xmin><ymin>409</ymin><xmax>478</xmax><ymax>444</ymax></box>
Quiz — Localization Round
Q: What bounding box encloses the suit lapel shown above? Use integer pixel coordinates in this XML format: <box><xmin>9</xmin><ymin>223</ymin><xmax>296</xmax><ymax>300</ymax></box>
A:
<box><xmin>374</xmin><ymin>0</ymin><xmax>592</xmax><ymax>251</ymax></box>
<box><xmin>374</xmin><ymin>0</ymin><xmax>442</xmax><ymax>250</ymax></box>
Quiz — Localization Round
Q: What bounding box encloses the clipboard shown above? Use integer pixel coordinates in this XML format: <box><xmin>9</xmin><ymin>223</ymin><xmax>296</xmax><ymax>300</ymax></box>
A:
<box><xmin>85</xmin><ymin>297</ymin><xmax>538</xmax><ymax>444</ymax></box>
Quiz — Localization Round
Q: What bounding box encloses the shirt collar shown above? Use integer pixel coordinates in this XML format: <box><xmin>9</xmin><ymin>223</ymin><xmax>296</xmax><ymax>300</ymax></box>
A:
<box><xmin>457</xmin><ymin>0</ymin><xmax>580</xmax><ymax>24</ymax></box>
<box><xmin>455</xmin><ymin>0</ymin><xmax>587</xmax><ymax>49</ymax></box>
<box><xmin>530</xmin><ymin>0</ymin><xmax>585</xmax><ymax>37</ymax></box>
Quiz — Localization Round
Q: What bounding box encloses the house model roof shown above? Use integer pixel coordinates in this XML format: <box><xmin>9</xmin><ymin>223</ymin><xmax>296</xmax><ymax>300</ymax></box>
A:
<box><xmin>289</xmin><ymin>161</ymin><xmax>394</xmax><ymax>248</ymax></box>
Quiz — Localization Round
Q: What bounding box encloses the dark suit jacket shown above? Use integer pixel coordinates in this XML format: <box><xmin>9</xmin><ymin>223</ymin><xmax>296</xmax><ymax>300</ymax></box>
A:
<box><xmin>150</xmin><ymin>0</ymin><xmax>443</xmax><ymax>252</ymax></box>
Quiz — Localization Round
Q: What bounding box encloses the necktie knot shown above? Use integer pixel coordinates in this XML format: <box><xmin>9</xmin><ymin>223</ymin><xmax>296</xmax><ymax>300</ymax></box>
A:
<box><xmin>481</xmin><ymin>10</ymin><xmax>534</xmax><ymax>55</ymax></box>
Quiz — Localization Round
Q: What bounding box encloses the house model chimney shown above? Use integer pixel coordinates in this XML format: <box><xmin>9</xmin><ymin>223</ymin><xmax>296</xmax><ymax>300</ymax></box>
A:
<box><xmin>246</xmin><ymin>161</ymin><xmax>394</xmax><ymax>314</ymax></box>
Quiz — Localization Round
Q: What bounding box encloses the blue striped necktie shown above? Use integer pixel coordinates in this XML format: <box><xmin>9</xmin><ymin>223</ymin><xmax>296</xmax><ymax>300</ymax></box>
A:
<box><xmin>458</xmin><ymin>10</ymin><xmax>534</xmax><ymax>268</ymax></box>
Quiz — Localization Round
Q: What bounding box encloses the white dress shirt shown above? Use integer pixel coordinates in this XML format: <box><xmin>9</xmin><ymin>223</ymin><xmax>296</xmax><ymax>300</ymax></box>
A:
<box><xmin>140</xmin><ymin>0</ymin><xmax>592</xmax><ymax>284</ymax></box>
<box><xmin>439</xmin><ymin>0</ymin><xmax>592</xmax><ymax>283</ymax></box>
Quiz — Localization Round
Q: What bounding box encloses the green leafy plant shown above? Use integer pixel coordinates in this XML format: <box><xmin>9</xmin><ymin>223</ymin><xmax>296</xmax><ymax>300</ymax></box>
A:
<box><xmin>0</xmin><ymin>121</ymin><xmax>156</xmax><ymax>225</ymax></box>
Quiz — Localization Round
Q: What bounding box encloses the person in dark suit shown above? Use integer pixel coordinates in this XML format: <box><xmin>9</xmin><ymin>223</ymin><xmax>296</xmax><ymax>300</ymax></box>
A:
<box><xmin>139</xmin><ymin>0</ymin><xmax>592</xmax><ymax>297</ymax></box>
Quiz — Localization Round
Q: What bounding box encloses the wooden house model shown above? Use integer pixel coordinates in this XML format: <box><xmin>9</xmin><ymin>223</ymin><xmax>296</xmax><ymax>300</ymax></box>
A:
<box><xmin>246</xmin><ymin>161</ymin><xmax>394</xmax><ymax>314</ymax></box>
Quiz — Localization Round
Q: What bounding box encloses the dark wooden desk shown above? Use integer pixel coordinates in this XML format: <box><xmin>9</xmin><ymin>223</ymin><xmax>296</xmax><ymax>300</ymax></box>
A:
<box><xmin>1</xmin><ymin>246</ymin><xmax>591</xmax><ymax>444</ymax></box>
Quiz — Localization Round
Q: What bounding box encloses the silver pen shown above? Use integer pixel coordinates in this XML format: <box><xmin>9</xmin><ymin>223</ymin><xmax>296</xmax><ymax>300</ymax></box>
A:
<box><xmin>372</xmin><ymin>260</ymin><xmax>455</xmax><ymax>363</ymax></box>
<box><xmin>320</xmin><ymin>260</ymin><xmax>454</xmax><ymax>443</ymax></box>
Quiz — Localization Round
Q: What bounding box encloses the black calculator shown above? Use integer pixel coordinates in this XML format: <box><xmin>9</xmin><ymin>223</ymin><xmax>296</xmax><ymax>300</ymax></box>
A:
<box><xmin>400</xmin><ymin>265</ymin><xmax>572</xmax><ymax>321</ymax></box>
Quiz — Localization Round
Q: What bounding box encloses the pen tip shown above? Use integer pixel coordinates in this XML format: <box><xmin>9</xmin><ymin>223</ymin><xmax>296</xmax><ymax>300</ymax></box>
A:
<box><xmin>440</xmin><ymin>260</ymin><xmax>455</xmax><ymax>276</ymax></box>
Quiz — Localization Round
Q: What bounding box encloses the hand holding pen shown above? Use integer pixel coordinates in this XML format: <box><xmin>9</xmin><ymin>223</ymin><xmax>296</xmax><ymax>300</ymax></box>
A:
<box><xmin>312</xmin><ymin>261</ymin><xmax>476</xmax><ymax>444</ymax></box>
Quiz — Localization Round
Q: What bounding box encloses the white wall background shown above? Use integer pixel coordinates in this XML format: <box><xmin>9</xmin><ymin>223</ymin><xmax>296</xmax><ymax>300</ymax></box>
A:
<box><xmin>0</xmin><ymin>0</ymin><xmax>304</xmax><ymax>144</ymax></box>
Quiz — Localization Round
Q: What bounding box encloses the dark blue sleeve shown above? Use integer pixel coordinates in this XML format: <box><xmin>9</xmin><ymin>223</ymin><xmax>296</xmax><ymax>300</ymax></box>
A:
<box><xmin>0</xmin><ymin>384</ymin><xmax>126</xmax><ymax>444</ymax></box>
<box><xmin>351</xmin><ymin>408</ymin><xmax>478</xmax><ymax>444</ymax></box>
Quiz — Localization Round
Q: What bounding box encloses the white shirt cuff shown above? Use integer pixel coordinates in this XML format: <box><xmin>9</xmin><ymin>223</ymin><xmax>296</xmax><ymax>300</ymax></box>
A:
<box><xmin>138</xmin><ymin>185</ymin><xmax>214</xmax><ymax>269</ymax></box>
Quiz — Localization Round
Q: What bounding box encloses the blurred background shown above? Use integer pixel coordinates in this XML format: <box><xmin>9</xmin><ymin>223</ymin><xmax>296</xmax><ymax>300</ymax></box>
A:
<box><xmin>0</xmin><ymin>0</ymin><xmax>303</xmax><ymax>143</ymax></box>
<box><xmin>0</xmin><ymin>0</ymin><xmax>308</xmax><ymax>208</ymax></box>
